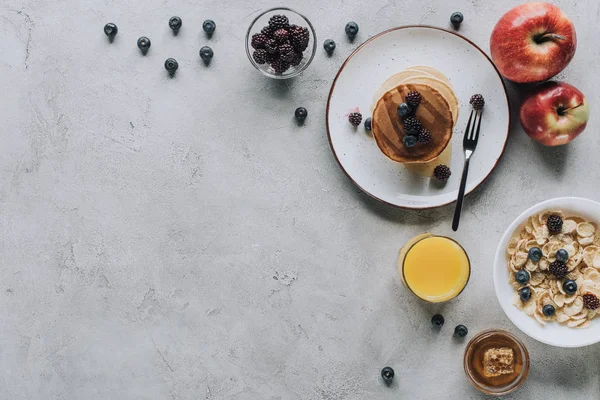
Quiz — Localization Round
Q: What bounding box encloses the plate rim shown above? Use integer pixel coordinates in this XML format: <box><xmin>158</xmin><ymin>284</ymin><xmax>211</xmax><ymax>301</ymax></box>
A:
<box><xmin>325</xmin><ymin>25</ymin><xmax>511</xmax><ymax>210</ymax></box>
<box><xmin>492</xmin><ymin>196</ymin><xmax>600</xmax><ymax>348</ymax></box>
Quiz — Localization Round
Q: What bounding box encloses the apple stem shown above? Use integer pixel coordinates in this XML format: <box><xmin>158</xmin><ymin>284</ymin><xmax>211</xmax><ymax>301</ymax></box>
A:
<box><xmin>535</xmin><ymin>33</ymin><xmax>566</xmax><ymax>44</ymax></box>
<box><xmin>558</xmin><ymin>103</ymin><xmax>584</xmax><ymax>116</ymax></box>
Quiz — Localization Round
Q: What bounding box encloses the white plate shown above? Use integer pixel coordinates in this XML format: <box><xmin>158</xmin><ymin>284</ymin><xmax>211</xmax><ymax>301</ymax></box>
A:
<box><xmin>326</xmin><ymin>26</ymin><xmax>510</xmax><ymax>209</ymax></box>
<box><xmin>493</xmin><ymin>197</ymin><xmax>600</xmax><ymax>348</ymax></box>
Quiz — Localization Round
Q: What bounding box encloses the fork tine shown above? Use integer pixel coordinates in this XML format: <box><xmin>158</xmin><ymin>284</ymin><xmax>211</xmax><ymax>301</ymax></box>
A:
<box><xmin>472</xmin><ymin>110</ymin><xmax>483</xmax><ymax>144</ymax></box>
<box><xmin>463</xmin><ymin>110</ymin><xmax>474</xmax><ymax>145</ymax></box>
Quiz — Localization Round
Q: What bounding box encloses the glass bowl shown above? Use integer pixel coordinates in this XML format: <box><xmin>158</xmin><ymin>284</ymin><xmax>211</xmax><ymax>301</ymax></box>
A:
<box><xmin>464</xmin><ymin>329</ymin><xmax>530</xmax><ymax>396</ymax></box>
<box><xmin>245</xmin><ymin>7</ymin><xmax>317</xmax><ymax>79</ymax></box>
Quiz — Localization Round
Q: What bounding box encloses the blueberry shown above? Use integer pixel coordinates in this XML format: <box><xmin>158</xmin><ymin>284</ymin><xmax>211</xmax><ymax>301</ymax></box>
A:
<box><xmin>203</xmin><ymin>19</ymin><xmax>216</xmax><ymax>35</ymax></box>
<box><xmin>403</xmin><ymin>135</ymin><xmax>417</xmax><ymax>148</ymax></box>
<box><xmin>104</xmin><ymin>23</ymin><xmax>118</xmax><ymax>40</ymax></box>
<box><xmin>364</xmin><ymin>117</ymin><xmax>372</xmax><ymax>131</ymax></box>
<box><xmin>345</xmin><ymin>22</ymin><xmax>359</xmax><ymax>39</ymax></box>
<box><xmin>528</xmin><ymin>247</ymin><xmax>542</xmax><ymax>262</ymax></box>
<box><xmin>431</xmin><ymin>314</ymin><xmax>444</xmax><ymax>328</ymax></box>
<box><xmin>323</xmin><ymin>39</ymin><xmax>336</xmax><ymax>54</ymax></box>
<box><xmin>454</xmin><ymin>325</ymin><xmax>468</xmax><ymax>338</ymax></box>
<box><xmin>515</xmin><ymin>270</ymin><xmax>530</xmax><ymax>285</ymax></box>
<box><xmin>542</xmin><ymin>304</ymin><xmax>555</xmax><ymax>317</ymax></box>
<box><xmin>563</xmin><ymin>280</ymin><xmax>577</xmax><ymax>295</ymax></box>
<box><xmin>450</xmin><ymin>12</ymin><xmax>464</xmax><ymax>29</ymax></box>
<box><xmin>556</xmin><ymin>249</ymin><xmax>569</xmax><ymax>263</ymax></box>
<box><xmin>519</xmin><ymin>287</ymin><xmax>531</xmax><ymax>301</ymax></box>
<box><xmin>164</xmin><ymin>58</ymin><xmax>179</xmax><ymax>75</ymax></box>
<box><xmin>169</xmin><ymin>16</ymin><xmax>182</xmax><ymax>32</ymax></box>
<box><xmin>200</xmin><ymin>46</ymin><xmax>214</xmax><ymax>62</ymax></box>
<box><xmin>381</xmin><ymin>367</ymin><xmax>394</xmax><ymax>385</ymax></box>
<box><xmin>295</xmin><ymin>107</ymin><xmax>308</xmax><ymax>122</ymax></box>
<box><xmin>397</xmin><ymin>102</ymin><xmax>412</xmax><ymax>118</ymax></box>
<box><xmin>137</xmin><ymin>37</ymin><xmax>151</xmax><ymax>53</ymax></box>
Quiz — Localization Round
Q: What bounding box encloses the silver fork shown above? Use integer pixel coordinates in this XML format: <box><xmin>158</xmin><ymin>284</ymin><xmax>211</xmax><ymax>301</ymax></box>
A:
<box><xmin>452</xmin><ymin>109</ymin><xmax>483</xmax><ymax>231</ymax></box>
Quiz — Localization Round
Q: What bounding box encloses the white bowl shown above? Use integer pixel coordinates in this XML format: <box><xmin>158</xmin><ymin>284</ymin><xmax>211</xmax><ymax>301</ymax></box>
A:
<box><xmin>493</xmin><ymin>197</ymin><xmax>600</xmax><ymax>348</ymax></box>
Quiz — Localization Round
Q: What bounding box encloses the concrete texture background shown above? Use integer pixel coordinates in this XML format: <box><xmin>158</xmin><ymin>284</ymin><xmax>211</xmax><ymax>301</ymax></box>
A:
<box><xmin>1</xmin><ymin>0</ymin><xmax>600</xmax><ymax>398</ymax></box>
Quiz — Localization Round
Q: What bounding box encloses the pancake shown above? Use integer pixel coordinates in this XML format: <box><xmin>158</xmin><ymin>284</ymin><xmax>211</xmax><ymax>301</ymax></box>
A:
<box><xmin>371</xmin><ymin>70</ymin><xmax>435</xmax><ymax>112</ymax></box>
<box><xmin>400</xmin><ymin>76</ymin><xmax>459</xmax><ymax>125</ymax></box>
<box><xmin>372</xmin><ymin>83</ymin><xmax>453</xmax><ymax>164</ymax></box>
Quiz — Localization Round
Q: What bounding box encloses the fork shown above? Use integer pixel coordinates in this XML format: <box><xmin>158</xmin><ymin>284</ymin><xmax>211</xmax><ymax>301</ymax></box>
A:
<box><xmin>452</xmin><ymin>109</ymin><xmax>483</xmax><ymax>231</ymax></box>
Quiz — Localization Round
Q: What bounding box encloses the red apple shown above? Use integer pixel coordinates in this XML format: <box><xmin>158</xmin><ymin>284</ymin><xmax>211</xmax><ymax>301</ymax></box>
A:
<box><xmin>490</xmin><ymin>2</ymin><xmax>577</xmax><ymax>83</ymax></box>
<box><xmin>520</xmin><ymin>82</ymin><xmax>588</xmax><ymax>146</ymax></box>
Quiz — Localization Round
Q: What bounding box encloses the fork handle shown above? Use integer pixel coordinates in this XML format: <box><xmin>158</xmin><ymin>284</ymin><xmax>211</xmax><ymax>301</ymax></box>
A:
<box><xmin>452</xmin><ymin>157</ymin><xmax>471</xmax><ymax>231</ymax></box>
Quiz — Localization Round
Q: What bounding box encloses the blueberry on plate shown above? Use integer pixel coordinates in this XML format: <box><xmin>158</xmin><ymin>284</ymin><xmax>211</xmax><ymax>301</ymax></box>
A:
<box><xmin>556</xmin><ymin>249</ymin><xmax>569</xmax><ymax>263</ymax></box>
<box><xmin>403</xmin><ymin>135</ymin><xmax>417</xmax><ymax>148</ymax></box>
<box><xmin>381</xmin><ymin>367</ymin><xmax>394</xmax><ymax>385</ymax></box>
<box><xmin>454</xmin><ymin>325</ymin><xmax>468</xmax><ymax>338</ymax></box>
<box><xmin>104</xmin><ymin>23</ymin><xmax>118</xmax><ymax>40</ymax></box>
<box><xmin>528</xmin><ymin>247</ymin><xmax>542</xmax><ymax>262</ymax></box>
<box><xmin>519</xmin><ymin>287</ymin><xmax>531</xmax><ymax>301</ymax></box>
<box><xmin>397</xmin><ymin>102</ymin><xmax>412</xmax><ymax>118</ymax></box>
<box><xmin>543</xmin><ymin>304</ymin><xmax>555</xmax><ymax>317</ymax></box>
<box><xmin>324</xmin><ymin>39</ymin><xmax>336</xmax><ymax>54</ymax></box>
<box><xmin>169</xmin><ymin>16</ymin><xmax>182</xmax><ymax>32</ymax></box>
<box><xmin>345</xmin><ymin>22</ymin><xmax>359</xmax><ymax>39</ymax></box>
<box><xmin>515</xmin><ymin>270</ymin><xmax>530</xmax><ymax>285</ymax></box>
<box><xmin>364</xmin><ymin>117</ymin><xmax>372</xmax><ymax>131</ymax></box>
<box><xmin>563</xmin><ymin>280</ymin><xmax>577</xmax><ymax>295</ymax></box>
<box><xmin>200</xmin><ymin>46</ymin><xmax>214</xmax><ymax>62</ymax></box>
<box><xmin>431</xmin><ymin>314</ymin><xmax>444</xmax><ymax>328</ymax></box>
<box><xmin>203</xmin><ymin>19</ymin><xmax>216</xmax><ymax>35</ymax></box>
<box><xmin>295</xmin><ymin>107</ymin><xmax>308</xmax><ymax>122</ymax></box>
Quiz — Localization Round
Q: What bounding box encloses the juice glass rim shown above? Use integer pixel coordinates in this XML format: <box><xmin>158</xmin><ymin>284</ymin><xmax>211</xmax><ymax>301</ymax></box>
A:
<box><xmin>400</xmin><ymin>234</ymin><xmax>471</xmax><ymax>302</ymax></box>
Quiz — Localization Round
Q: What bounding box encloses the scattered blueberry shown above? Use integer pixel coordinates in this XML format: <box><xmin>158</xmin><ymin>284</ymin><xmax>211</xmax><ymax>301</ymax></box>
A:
<box><xmin>137</xmin><ymin>37</ymin><xmax>151</xmax><ymax>53</ymax></box>
<box><xmin>345</xmin><ymin>22</ymin><xmax>359</xmax><ymax>40</ymax></box>
<box><xmin>381</xmin><ymin>367</ymin><xmax>394</xmax><ymax>385</ymax></box>
<box><xmin>556</xmin><ymin>249</ymin><xmax>569</xmax><ymax>263</ymax></box>
<box><xmin>450</xmin><ymin>12</ymin><xmax>464</xmax><ymax>29</ymax></box>
<box><xmin>295</xmin><ymin>107</ymin><xmax>308</xmax><ymax>123</ymax></box>
<box><xmin>403</xmin><ymin>135</ymin><xmax>417</xmax><ymax>148</ymax></box>
<box><xmin>364</xmin><ymin>117</ymin><xmax>372</xmax><ymax>131</ymax></box>
<box><xmin>164</xmin><ymin>58</ymin><xmax>179</xmax><ymax>75</ymax></box>
<box><xmin>431</xmin><ymin>314</ymin><xmax>444</xmax><ymax>328</ymax></box>
<box><xmin>203</xmin><ymin>19</ymin><xmax>216</xmax><ymax>35</ymax></box>
<box><xmin>169</xmin><ymin>16</ymin><xmax>182</xmax><ymax>32</ymax></box>
<box><xmin>563</xmin><ymin>280</ymin><xmax>577</xmax><ymax>295</ymax></box>
<box><xmin>454</xmin><ymin>325</ymin><xmax>468</xmax><ymax>338</ymax></box>
<box><xmin>104</xmin><ymin>23</ymin><xmax>118</xmax><ymax>40</ymax></box>
<box><xmin>397</xmin><ymin>102</ymin><xmax>412</xmax><ymax>118</ymax></box>
<box><xmin>542</xmin><ymin>304</ymin><xmax>555</xmax><ymax>317</ymax></box>
<box><xmin>519</xmin><ymin>287</ymin><xmax>531</xmax><ymax>301</ymax></box>
<box><xmin>515</xmin><ymin>270</ymin><xmax>530</xmax><ymax>285</ymax></box>
<box><xmin>323</xmin><ymin>39</ymin><xmax>336</xmax><ymax>55</ymax></box>
<box><xmin>528</xmin><ymin>247</ymin><xmax>542</xmax><ymax>262</ymax></box>
<box><xmin>200</xmin><ymin>46</ymin><xmax>214</xmax><ymax>62</ymax></box>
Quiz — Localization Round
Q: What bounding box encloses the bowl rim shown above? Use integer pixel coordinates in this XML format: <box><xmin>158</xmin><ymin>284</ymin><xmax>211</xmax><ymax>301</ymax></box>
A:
<box><xmin>493</xmin><ymin>196</ymin><xmax>600</xmax><ymax>348</ymax></box>
<box><xmin>245</xmin><ymin>7</ymin><xmax>317</xmax><ymax>80</ymax></box>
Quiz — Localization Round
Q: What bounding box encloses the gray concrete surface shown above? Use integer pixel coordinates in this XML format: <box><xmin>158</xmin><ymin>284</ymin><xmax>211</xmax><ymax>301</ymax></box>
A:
<box><xmin>2</xmin><ymin>0</ymin><xmax>600</xmax><ymax>398</ymax></box>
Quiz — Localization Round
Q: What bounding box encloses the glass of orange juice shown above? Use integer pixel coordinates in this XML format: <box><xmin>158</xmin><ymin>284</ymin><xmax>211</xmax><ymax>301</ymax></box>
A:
<box><xmin>398</xmin><ymin>233</ymin><xmax>471</xmax><ymax>303</ymax></box>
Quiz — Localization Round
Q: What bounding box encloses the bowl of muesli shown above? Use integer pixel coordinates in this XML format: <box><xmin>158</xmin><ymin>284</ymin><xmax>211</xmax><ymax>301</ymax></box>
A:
<box><xmin>494</xmin><ymin>197</ymin><xmax>600</xmax><ymax>347</ymax></box>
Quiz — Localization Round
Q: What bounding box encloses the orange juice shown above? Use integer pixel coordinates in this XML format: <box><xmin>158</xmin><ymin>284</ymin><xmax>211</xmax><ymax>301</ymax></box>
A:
<box><xmin>398</xmin><ymin>234</ymin><xmax>470</xmax><ymax>302</ymax></box>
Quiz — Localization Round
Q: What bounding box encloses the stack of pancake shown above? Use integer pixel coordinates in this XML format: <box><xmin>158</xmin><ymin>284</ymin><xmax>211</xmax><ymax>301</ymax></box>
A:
<box><xmin>371</xmin><ymin>66</ymin><xmax>459</xmax><ymax>176</ymax></box>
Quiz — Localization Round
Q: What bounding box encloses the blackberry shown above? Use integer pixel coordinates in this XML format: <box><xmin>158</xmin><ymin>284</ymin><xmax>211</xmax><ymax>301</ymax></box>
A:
<box><xmin>549</xmin><ymin>260</ymin><xmax>568</xmax><ymax>279</ymax></box>
<box><xmin>266</xmin><ymin>52</ymin><xmax>279</xmax><ymax>63</ymax></box>
<box><xmin>364</xmin><ymin>117</ymin><xmax>372</xmax><ymax>131</ymax></box>
<box><xmin>547</xmin><ymin>214</ymin><xmax>563</xmax><ymax>234</ymax></box>
<box><xmin>203</xmin><ymin>19</ymin><xmax>216</xmax><ymax>35</ymax></box>
<box><xmin>348</xmin><ymin>112</ymin><xmax>362</xmax><ymax>126</ymax></box>
<box><xmin>433</xmin><ymin>165</ymin><xmax>451</xmax><ymax>182</ymax></box>
<box><xmin>417</xmin><ymin>128</ymin><xmax>432</xmax><ymax>144</ymax></box>
<box><xmin>290</xmin><ymin>26</ymin><xmax>310</xmax><ymax>52</ymax></box>
<box><xmin>290</xmin><ymin>52</ymin><xmax>303</xmax><ymax>66</ymax></box>
<box><xmin>265</xmin><ymin>39</ymin><xmax>279</xmax><ymax>54</ymax></box>
<box><xmin>269</xmin><ymin>14</ymin><xmax>289</xmax><ymax>30</ymax></box>
<box><xmin>345</xmin><ymin>22</ymin><xmax>359</xmax><ymax>39</ymax></box>
<box><xmin>261</xmin><ymin>26</ymin><xmax>273</xmax><ymax>36</ymax></box>
<box><xmin>406</xmin><ymin>91</ymin><xmax>422</xmax><ymax>108</ymax></box>
<box><xmin>251</xmin><ymin>33</ymin><xmax>268</xmax><ymax>49</ymax></box>
<box><xmin>137</xmin><ymin>36</ymin><xmax>151</xmax><ymax>53</ymax></box>
<box><xmin>403</xmin><ymin>117</ymin><xmax>422</xmax><ymax>136</ymax></box>
<box><xmin>451</xmin><ymin>12</ymin><xmax>464</xmax><ymax>29</ymax></box>
<box><xmin>470</xmin><ymin>94</ymin><xmax>485</xmax><ymax>111</ymax></box>
<box><xmin>323</xmin><ymin>39</ymin><xmax>336</xmax><ymax>54</ymax></box>
<box><xmin>164</xmin><ymin>58</ymin><xmax>178</xmax><ymax>75</ymax></box>
<box><xmin>583</xmin><ymin>293</ymin><xmax>600</xmax><ymax>310</ymax></box>
<box><xmin>104</xmin><ymin>23</ymin><xmax>118</xmax><ymax>39</ymax></box>
<box><xmin>253</xmin><ymin>49</ymin><xmax>267</xmax><ymax>64</ymax></box>
<box><xmin>273</xmin><ymin>28</ymin><xmax>290</xmax><ymax>43</ymax></box>
<box><xmin>278</xmin><ymin>43</ymin><xmax>295</xmax><ymax>62</ymax></box>
<box><xmin>169</xmin><ymin>16</ymin><xmax>182</xmax><ymax>32</ymax></box>
<box><xmin>271</xmin><ymin>59</ymin><xmax>291</xmax><ymax>74</ymax></box>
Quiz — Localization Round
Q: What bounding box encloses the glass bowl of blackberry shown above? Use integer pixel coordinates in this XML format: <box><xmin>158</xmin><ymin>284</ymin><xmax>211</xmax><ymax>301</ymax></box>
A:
<box><xmin>246</xmin><ymin>7</ymin><xmax>317</xmax><ymax>79</ymax></box>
